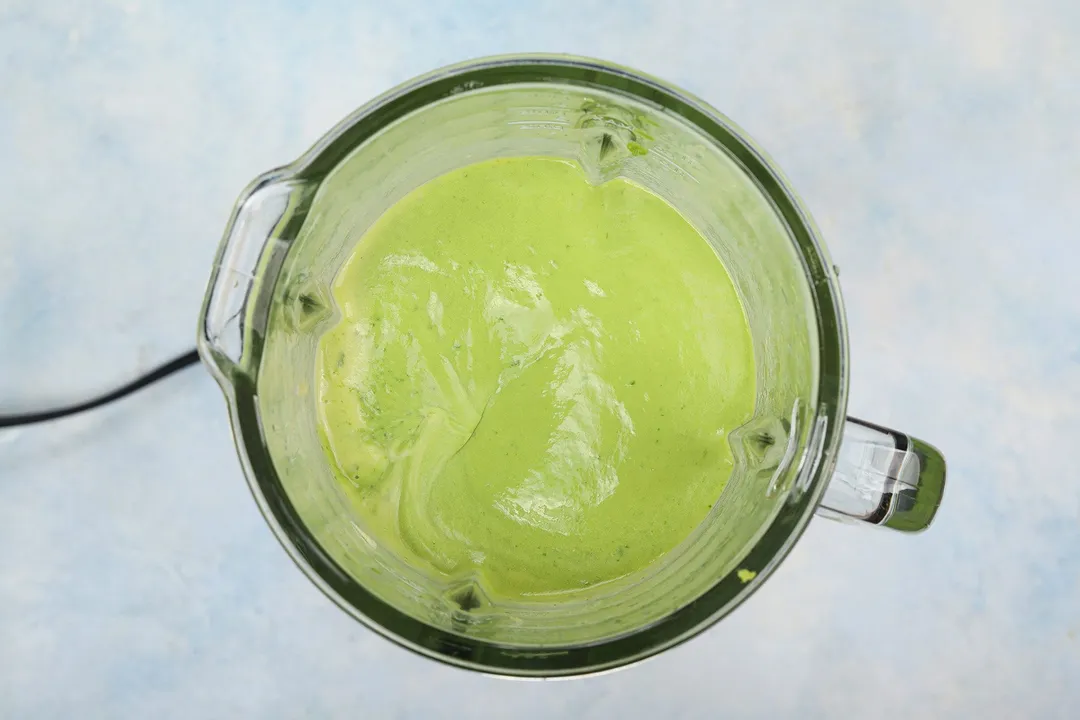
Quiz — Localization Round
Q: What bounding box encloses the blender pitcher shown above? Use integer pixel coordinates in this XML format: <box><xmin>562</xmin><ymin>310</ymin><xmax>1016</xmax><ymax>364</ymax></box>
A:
<box><xmin>197</xmin><ymin>55</ymin><xmax>946</xmax><ymax>677</ymax></box>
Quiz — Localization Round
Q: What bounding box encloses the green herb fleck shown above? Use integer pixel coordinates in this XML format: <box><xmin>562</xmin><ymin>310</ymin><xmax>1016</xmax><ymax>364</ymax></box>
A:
<box><xmin>737</xmin><ymin>569</ymin><xmax>757</xmax><ymax>583</ymax></box>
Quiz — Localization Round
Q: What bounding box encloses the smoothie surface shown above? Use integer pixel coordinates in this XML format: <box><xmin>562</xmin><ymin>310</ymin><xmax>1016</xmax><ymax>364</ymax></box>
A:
<box><xmin>316</xmin><ymin>156</ymin><xmax>755</xmax><ymax>598</ymax></box>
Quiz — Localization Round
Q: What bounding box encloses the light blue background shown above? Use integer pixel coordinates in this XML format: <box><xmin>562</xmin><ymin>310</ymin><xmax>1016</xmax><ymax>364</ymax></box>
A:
<box><xmin>1</xmin><ymin>1</ymin><xmax>1077</xmax><ymax>718</ymax></box>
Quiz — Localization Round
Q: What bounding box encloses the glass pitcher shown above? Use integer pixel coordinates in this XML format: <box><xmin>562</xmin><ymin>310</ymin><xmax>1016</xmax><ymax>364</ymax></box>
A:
<box><xmin>197</xmin><ymin>55</ymin><xmax>946</xmax><ymax>677</ymax></box>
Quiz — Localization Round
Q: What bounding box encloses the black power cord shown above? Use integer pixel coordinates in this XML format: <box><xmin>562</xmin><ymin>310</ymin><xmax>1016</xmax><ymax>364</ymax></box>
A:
<box><xmin>0</xmin><ymin>349</ymin><xmax>201</xmax><ymax>429</ymax></box>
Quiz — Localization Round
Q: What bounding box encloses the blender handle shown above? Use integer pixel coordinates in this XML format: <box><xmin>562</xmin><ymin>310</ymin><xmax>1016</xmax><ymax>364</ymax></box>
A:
<box><xmin>816</xmin><ymin>417</ymin><xmax>946</xmax><ymax>532</ymax></box>
<box><xmin>197</xmin><ymin>171</ymin><xmax>303</xmax><ymax>381</ymax></box>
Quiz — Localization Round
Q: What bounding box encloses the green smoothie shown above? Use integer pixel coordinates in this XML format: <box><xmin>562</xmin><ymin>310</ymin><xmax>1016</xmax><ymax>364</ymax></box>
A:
<box><xmin>315</xmin><ymin>156</ymin><xmax>755</xmax><ymax>600</ymax></box>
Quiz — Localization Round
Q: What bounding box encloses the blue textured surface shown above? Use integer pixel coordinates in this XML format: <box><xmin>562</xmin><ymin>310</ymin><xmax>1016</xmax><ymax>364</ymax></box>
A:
<box><xmin>2</xmin><ymin>1</ymin><xmax>1078</xmax><ymax>717</ymax></box>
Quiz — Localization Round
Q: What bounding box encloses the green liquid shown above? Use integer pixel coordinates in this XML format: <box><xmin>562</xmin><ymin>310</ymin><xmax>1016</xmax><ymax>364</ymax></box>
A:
<box><xmin>316</xmin><ymin>157</ymin><xmax>755</xmax><ymax>599</ymax></box>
